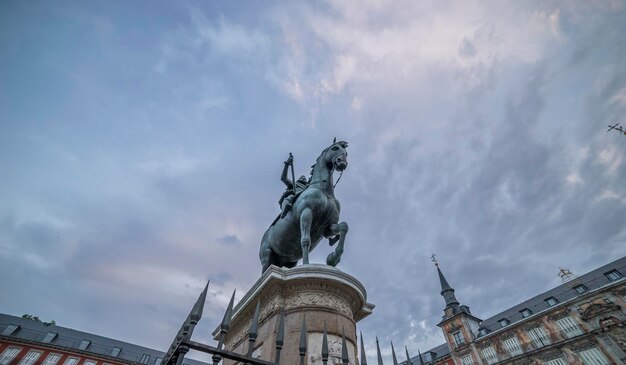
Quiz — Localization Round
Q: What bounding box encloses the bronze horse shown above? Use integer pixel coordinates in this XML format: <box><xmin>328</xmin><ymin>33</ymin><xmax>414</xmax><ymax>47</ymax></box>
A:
<box><xmin>259</xmin><ymin>141</ymin><xmax>349</xmax><ymax>273</ymax></box>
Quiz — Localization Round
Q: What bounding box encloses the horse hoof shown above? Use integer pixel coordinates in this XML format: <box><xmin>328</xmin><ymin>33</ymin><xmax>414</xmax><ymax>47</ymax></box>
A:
<box><xmin>327</xmin><ymin>252</ymin><xmax>341</xmax><ymax>267</ymax></box>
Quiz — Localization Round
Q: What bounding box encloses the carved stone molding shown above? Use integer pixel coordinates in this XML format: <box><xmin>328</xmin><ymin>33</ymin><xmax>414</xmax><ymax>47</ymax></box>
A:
<box><xmin>447</xmin><ymin>321</ymin><xmax>462</xmax><ymax>333</ymax></box>
<box><xmin>568</xmin><ymin>339</ymin><xmax>597</xmax><ymax>352</ymax></box>
<box><xmin>284</xmin><ymin>291</ymin><xmax>353</xmax><ymax>318</ymax></box>
<box><xmin>521</xmin><ymin>321</ymin><xmax>541</xmax><ymax>331</ymax></box>
<box><xmin>476</xmin><ymin>338</ymin><xmax>495</xmax><ymax>349</ymax></box>
<box><xmin>216</xmin><ymin>264</ymin><xmax>374</xmax><ymax>365</ymax></box>
<box><xmin>599</xmin><ymin>316</ymin><xmax>623</xmax><ymax>330</ymax></box>
<box><xmin>547</xmin><ymin>308</ymin><xmax>571</xmax><ymax>321</ymax></box>
<box><xmin>580</xmin><ymin>303</ymin><xmax>621</xmax><ymax>321</ymax></box>
<box><xmin>538</xmin><ymin>349</ymin><xmax>564</xmax><ymax>362</ymax></box>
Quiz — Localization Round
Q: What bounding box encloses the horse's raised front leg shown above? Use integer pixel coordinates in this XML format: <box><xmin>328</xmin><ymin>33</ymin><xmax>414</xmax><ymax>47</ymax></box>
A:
<box><xmin>326</xmin><ymin>222</ymin><xmax>348</xmax><ymax>267</ymax></box>
<box><xmin>300</xmin><ymin>208</ymin><xmax>313</xmax><ymax>265</ymax></box>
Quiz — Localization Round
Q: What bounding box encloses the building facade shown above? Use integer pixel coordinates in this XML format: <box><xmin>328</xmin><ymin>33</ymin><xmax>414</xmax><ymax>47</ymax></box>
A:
<box><xmin>3</xmin><ymin>257</ymin><xmax>625</xmax><ymax>365</ymax></box>
<box><xmin>412</xmin><ymin>256</ymin><xmax>626</xmax><ymax>365</ymax></box>
<box><xmin>0</xmin><ymin>314</ymin><xmax>207</xmax><ymax>365</ymax></box>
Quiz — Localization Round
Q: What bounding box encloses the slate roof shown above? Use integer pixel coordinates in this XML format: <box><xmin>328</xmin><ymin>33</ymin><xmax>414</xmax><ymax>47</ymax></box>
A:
<box><xmin>478</xmin><ymin>255</ymin><xmax>626</xmax><ymax>334</ymax></box>
<box><xmin>0</xmin><ymin>313</ymin><xmax>207</xmax><ymax>365</ymax></box>
<box><xmin>398</xmin><ymin>342</ymin><xmax>450</xmax><ymax>365</ymax></box>
<box><xmin>404</xmin><ymin>255</ymin><xmax>626</xmax><ymax>364</ymax></box>
<box><xmin>415</xmin><ymin>343</ymin><xmax>450</xmax><ymax>364</ymax></box>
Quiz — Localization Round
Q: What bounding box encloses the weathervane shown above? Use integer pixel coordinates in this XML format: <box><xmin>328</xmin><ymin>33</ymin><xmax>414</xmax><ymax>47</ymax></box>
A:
<box><xmin>558</xmin><ymin>267</ymin><xmax>576</xmax><ymax>283</ymax></box>
<box><xmin>431</xmin><ymin>253</ymin><xmax>438</xmax><ymax>267</ymax></box>
<box><xmin>607</xmin><ymin>122</ymin><xmax>625</xmax><ymax>136</ymax></box>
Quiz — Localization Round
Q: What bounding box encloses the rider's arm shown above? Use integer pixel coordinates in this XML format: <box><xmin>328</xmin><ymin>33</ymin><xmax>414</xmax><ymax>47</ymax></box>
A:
<box><xmin>281</xmin><ymin>161</ymin><xmax>293</xmax><ymax>189</ymax></box>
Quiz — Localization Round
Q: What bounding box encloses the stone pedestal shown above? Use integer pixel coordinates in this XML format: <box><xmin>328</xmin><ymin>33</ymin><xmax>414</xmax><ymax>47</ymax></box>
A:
<box><xmin>214</xmin><ymin>264</ymin><xmax>374</xmax><ymax>365</ymax></box>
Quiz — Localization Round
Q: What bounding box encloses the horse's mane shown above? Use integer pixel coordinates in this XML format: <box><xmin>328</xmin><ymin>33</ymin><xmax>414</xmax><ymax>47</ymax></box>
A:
<box><xmin>309</xmin><ymin>141</ymin><xmax>348</xmax><ymax>177</ymax></box>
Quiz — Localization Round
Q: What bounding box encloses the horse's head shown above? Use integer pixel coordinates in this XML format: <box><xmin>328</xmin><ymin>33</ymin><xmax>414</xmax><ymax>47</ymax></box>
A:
<box><xmin>322</xmin><ymin>140</ymin><xmax>348</xmax><ymax>171</ymax></box>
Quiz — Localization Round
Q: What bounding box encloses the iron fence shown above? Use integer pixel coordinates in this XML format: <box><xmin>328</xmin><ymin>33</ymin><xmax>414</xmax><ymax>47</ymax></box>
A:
<box><xmin>162</xmin><ymin>282</ymin><xmax>424</xmax><ymax>365</ymax></box>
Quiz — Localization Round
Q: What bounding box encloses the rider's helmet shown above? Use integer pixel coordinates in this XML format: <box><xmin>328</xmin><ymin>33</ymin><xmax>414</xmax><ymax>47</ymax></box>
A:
<box><xmin>297</xmin><ymin>175</ymin><xmax>308</xmax><ymax>185</ymax></box>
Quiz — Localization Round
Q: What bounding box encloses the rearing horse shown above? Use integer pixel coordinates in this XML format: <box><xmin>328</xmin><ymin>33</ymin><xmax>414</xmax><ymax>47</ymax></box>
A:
<box><xmin>259</xmin><ymin>141</ymin><xmax>349</xmax><ymax>273</ymax></box>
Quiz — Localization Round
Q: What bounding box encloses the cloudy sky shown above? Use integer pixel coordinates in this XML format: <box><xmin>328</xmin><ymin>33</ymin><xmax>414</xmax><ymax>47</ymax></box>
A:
<box><xmin>1</xmin><ymin>0</ymin><xmax>626</xmax><ymax>361</ymax></box>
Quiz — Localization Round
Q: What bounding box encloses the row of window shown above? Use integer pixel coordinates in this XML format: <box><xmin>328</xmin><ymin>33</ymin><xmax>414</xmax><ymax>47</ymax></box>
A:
<box><xmin>476</xmin><ymin>345</ymin><xmax>611</xmax><ymax>365</ymax></box>
<box><xmin>492</xmin><ymin>269</ymin><xmax>622</xmax><ymax>330</ymax></box>
<box><xmin>0</xmin><ymin>347</ymin><xmax>160</xmax><ymax>365</ymax></box>
<box><xmin>471</xmin><ymin>316</ymin><xmax>585</xmax><ymax>364</ymax></box>
<box><xmin>0</xmin><ymin>325</ymin><xmax>153</xmax><ymax>364</ymax></box>
<box><xmin>464</xmin><ymin>315</ymin><xmax>584</xmax><ymax>353</ymax></box>
<box><xmin>1</xmin><ymin>326</ymin><xmax>125</xmax><ymax>360</ymax></box>
<box><xmin>0</xmin><ymin>348</ymin><xmax>99</xmax><ymax>365</ymax></box>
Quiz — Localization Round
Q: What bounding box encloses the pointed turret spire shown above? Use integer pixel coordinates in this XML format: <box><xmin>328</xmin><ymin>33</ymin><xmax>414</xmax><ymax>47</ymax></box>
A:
<box><xmin>432</xmin><ymin>255</ymin><xmax>460</xmax><ymax>315</ymax></box>
<box><xmin>437</xmin><ymin>265</ymin><xmax>459</xmax><ymax>307</ymax></box>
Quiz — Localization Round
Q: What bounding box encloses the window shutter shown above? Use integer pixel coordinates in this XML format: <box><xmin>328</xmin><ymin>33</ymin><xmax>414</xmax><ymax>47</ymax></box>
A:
<box><xmin>0</xmin><ymin>348</ymin><xmax>22</xmax><ymax>365</ymax></box>
<box><xmin>480</xmin><ymin>347</ymin><xmax>497</xmax><ymax>365</ymax></box>
<box><xmin>577</xmin><ymin>347</ymin><xmax>610</xmax><ymax>365</ymax></box>
<box><xmin>19</xmin><ymin>351</ymin><xmax>42</xmax><ymax>365</ymax></box>
<box><xmin>555</xmin><ymin>316</ymin><xmax>583</xmax><ymax>338</ymax></box>
<box><xmin>502</xmin><ymin>336</ymin><xmax>523</xmax><ymax>357</ymax></box>
<box><xmin>545</xmin><ymin>358</ymin><xmax>566</xmax><ymax>365</ymax></box>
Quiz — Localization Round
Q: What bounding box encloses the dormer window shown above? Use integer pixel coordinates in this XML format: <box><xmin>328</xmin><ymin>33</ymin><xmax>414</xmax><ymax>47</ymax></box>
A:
<box><xmin>605</xmin><ymin>269</ymin><xmax>622</xmax><ymax>282</ymax></box>
<box><xmin>520</xmin><ymin>308</ymin><xmax>532</xmax><ymax>318</ymax></box>
<box><xmin>573</xmin><ymin>284</ymin><xmax>587</xmax><ymax>294</ymax></box>
<box><xmin>78</xmin><ymin>340</ymin><xmax>91</xmax><ymax>350</ymax></box>
<box><xmin>42</xmin><ymin>332</ymin><xmax>58</xmax><ymax>343</ymax></box>
<box><xmin>479</xmin><ymin>328</ymin><xmax>489</xmax><ymax>336</ymax></box>
<box><xmin>1</xmin><ymin>324</ymin><xmax>20</xmax><ymax>336</ymax></box>
<box><xmin>545</xmin><ymin>297</ymin><xmax>558</xmax><ymax>307</ymax></box>
<box><xmin>498</xmin><ymin>319</ymin><xmax>510</xmax><ymax>327</ymax></box>
<box><xmin>110</xmin><ymin>347</ymin><xmax>122</xmax><ymax>358</ymax></box>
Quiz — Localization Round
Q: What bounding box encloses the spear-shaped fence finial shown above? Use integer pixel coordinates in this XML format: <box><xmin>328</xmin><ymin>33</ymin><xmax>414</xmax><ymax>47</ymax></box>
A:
<box><xmin>220</xmin><ymin>289</ymin><xmax>236</xmax><ymax>335</ymax></box>
<box><xmin>246</xmin><ymin>301</ymin><xmax>261</xmax><ymax>358</ymax></box>
<box><xmin>274</xmin><ymin>311</ymin><xmax>285</xmax><ymax>364</ymax></box>
<box><xmin>213</xmin><ymin>289</ymin><xmax>236</xmax><ymax>365</ymax></box>
<box><xmin>341</xmin><ymin>328</ymin><xmax>349</xmax><ymax>365</ymax></box>
<box><xmin>359</xmin><ymin>332</ymin><xmax>367</xmax><ymax>365</ymax></box>
<box><xmin>376</xmin><ymin>337</ymin><xmax>384</xmax><ymax>365</ymax></box>
<box><xmin>391</xmin><ymin>342</ymin><xmax>398</xmax><ymax>365</ymax></box>
<box><xmin>190</xmin><ymin>280</ymin><xmax>210</xmax><ymax>324</ymax></box>
<box><xmin>299</xmin><ymin>316</ymin><xmax>307</xmax><ymax>365</ymax></box>
<box><xmin>404</xmin><ymin>346</ymin><xmax>412</xmax><ymax>365</ymax></box>
<box><xmin>322</xmin><ymin>322</ymin><xmax>329</xmax><ymax>365</ymax></box>
<box><xmin>417</xmin><ymin>349</ymin><xmax>424</xmax><ymax>365</ymax></box>
<box><xmin>163</xmin><ymin>281</ymin><xmax>210</xmax><ymax>365</ymax></box>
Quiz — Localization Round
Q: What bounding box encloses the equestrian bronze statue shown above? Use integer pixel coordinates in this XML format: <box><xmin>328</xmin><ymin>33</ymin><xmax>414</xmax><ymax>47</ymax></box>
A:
<box><xmin>259</xmin><ymin>140</ymin><xmax>349</xmax><ymax>273</ymax></box>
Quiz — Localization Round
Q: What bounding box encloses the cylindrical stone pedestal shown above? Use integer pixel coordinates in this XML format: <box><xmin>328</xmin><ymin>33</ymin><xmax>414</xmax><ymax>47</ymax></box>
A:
<box><xmin>214</xmin><ymin>264</ymin><xmax>374</xmax><ymax>365</ymax></box>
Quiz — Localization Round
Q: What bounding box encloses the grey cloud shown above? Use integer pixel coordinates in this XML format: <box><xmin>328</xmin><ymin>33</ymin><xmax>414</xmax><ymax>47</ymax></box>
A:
<box><xmin>1</xmin><ymin>1</ymin><xmax>626</xmax><ymax>362</ymax></box>
<box><xmin>216</xmin><ymin>235</ymin><xmax>241</xmax><ymax>246</ymax></box>
<box><xmin>459</xmin><ymin>38</ymin><xmax>477</xmax><ymax>58</ymax></box>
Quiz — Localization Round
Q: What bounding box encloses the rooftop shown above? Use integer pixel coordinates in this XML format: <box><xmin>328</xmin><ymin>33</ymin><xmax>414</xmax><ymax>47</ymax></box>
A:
<box><xmin>0</xmin><ymin>313</ymin><xmax>207</xmax><ymax>365</ymax></box>
<box><xmin>405</xmin><ymin>255</ymin><xmax>626</xmax><ymax>364</ymax></box>
<box><xmin>478</xmin><ymin>255</ymin><xmax>626</xmax><ymax>335</ymax></box>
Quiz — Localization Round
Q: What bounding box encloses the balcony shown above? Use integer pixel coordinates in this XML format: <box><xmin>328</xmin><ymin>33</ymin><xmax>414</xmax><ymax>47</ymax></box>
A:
<box><xmin>477</xmin><ymin>328</ymin><xmax>589</xmax><ymax>365</ymax></box>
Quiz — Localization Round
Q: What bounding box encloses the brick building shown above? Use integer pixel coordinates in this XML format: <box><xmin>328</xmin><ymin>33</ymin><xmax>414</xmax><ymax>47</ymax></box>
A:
<box><xmin>2</xmin><ymin>256</ymin><xmax>625</xmax><ymax>365</ymax></box>
<box><xmin>0</xmin><ymin>314</ymin><xmax>207</xmax><ymax>365</ymax></box>
<box><xmin>408</xmin><ymin>256</ymin><xmax>626</xmax><ymax>365</ymax></box>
